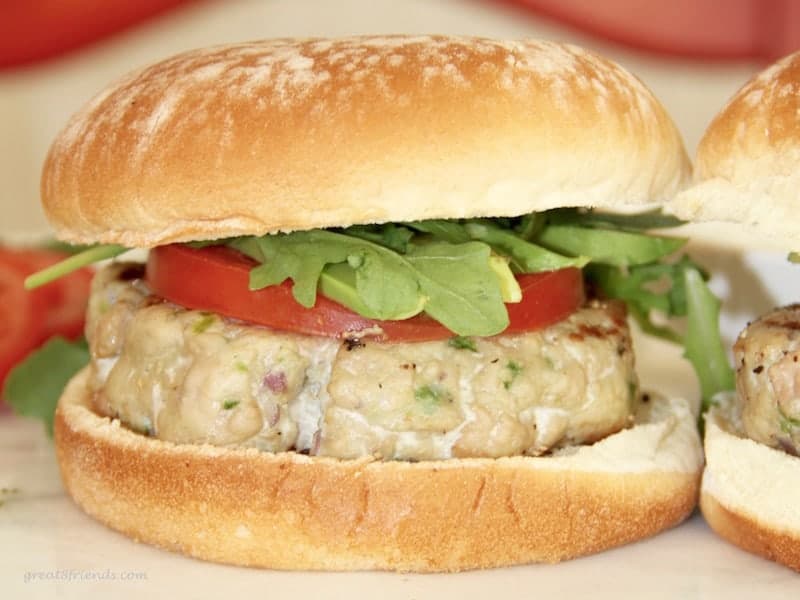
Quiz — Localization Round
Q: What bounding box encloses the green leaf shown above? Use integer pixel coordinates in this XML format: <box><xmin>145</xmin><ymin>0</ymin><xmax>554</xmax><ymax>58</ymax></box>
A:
<box><xmin>406</xmin><ymin>220</ymin><xmax>472</xmax><ymax>243</ymax></box>
<box><xmin>3</xmin><ymin>337</ymin><xmax>90</xmax><ymax>436</ymax></box>
<box><xmin>24</xmin><ymin>244</ymin><xmax>128</xmax><ymax>289</ymax></box>
<box><xmin>340</xmin><ymin>224</ymin><xmax>414</xmax><ymax>253</ymax></box>
<box><xmin>464</xmin><ymin>220</ymin><xmax>589</xmax><ymax>272</ymax></box>
<box><xmin>408</xmin><ymin>219</ymin><xmax>586</xmax><ymax>273</ymax></box>
<box><xmin>588</xmin><ymin>255</ymin><xmax>704</xmax><ymax>318</ymax></box>
<box><xmin>683</xmin><ymin>268</ymin><xmax>735</xmax><ymax>410</ymax></box>
<box><xmin>405</xmin><ymin>241</ymin><xmax>509</xmax><ymax>336</ymax></box>
<box><xmin>545</xmin><ymin>208</ymin><xmax>686</xmax><ymax>231</ymax></box>
<box><xmin>241</xmin><ymin>230</ymin><xmax>423</xmax><ymax>318</ymax></box>
<box><xmin>588</xmin><ymin>263</ymin><xmax>671</xmax><ymax>317</ymax></box>
<box><xmin>536</xmin><ymin>225</ymin><xmax>686</xmax><ymax>267</ymax></box>
<box><xmin>589</xmin><ymin>255</ymin><xmax>733</xmax><ymax>414</ymax></box>
<box><xmin>514</xmin><ymin>213</ymin><xmax>547</xmax><ymax>240</ymax></box>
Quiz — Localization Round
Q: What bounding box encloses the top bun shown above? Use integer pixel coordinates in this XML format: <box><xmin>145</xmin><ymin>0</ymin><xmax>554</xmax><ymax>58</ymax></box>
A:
<box><xmin>42</xmin><ymin>36</ymin><xmax>690</xmax><ymax>248</ymax></box>
<box><xmin>670</xmin><ymin>50</ymin><xmax>800</xmax><ymax>246</ymax></box>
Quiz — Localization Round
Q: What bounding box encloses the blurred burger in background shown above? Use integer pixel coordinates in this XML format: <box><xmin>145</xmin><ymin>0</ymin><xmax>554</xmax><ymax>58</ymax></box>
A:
<box><xmin>670</xmin><ymin>48</ymin><xmax>800</xmax><ymax>571</ymax></box>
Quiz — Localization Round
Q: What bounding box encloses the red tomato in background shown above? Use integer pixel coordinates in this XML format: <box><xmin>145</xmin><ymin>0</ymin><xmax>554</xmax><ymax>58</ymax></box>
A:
<box><xmin>0</xmin><ymin>248</ymin><xmax>93</xmax><ymax>387</ymax></box>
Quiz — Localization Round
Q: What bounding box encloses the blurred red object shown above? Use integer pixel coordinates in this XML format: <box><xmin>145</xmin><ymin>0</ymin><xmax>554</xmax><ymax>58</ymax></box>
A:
<box><xmin>500</xmin><ymin>0</ymin><xmax>800</xmax><ymax>60</ymax></box>
<box><xmin>0</xmin><ymin>248</ymin><xmax>92</xmax><ymax>389</ymax></box>
<box><xmin>0</xmin><ymin>0</ymin><xmax>199</xmax><ymax>70</ymax></box>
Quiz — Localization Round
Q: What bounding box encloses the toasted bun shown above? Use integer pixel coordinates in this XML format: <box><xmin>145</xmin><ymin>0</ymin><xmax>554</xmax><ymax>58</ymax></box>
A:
<box><xmin>55</xmin><ymin>368</ymin><xmax>702</xmax><ymax>572</ymax></box>
<box><xmin>42</xmin><ymin>36</ymin><xmax>690</xmax><ymax>248</ymax></box>
<box><xmin>700</xmin><ymin>394</ymin><xmax>800</xmax><ymax>571</ymax></box>
<box><xmin>669</xmin><ymin>50</ymin><xmax>800</xmax><ymax>246</ymax></box>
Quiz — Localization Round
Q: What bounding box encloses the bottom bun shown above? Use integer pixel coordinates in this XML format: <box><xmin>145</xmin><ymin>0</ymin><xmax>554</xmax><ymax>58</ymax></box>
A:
<box><xmin>701</xmin><ymin>394</ymin><xmax>800</xmax><ymax>571</ymax></box>
<box><xmin>55</xmin><ymin>368</ymin><xmax>702</xmax><ymax>572</ymax></box>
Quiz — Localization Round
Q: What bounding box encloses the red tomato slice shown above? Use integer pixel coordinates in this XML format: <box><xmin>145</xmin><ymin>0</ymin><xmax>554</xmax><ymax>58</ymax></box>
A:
<box><xmin>146</xmin><ymin>244</ymin><xmax>584</xmax><ymax>341</ymax></box>
<box><xmin>0</xmin><ymin>263</ymin><xmax>44</xmax><ymax>385</ymax></box>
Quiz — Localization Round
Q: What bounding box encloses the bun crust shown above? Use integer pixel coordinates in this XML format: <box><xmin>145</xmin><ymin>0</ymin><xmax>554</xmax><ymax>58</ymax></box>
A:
<box><xmin>42</xmin><ymin>36</ymin><xmax>690</xmax><ymax>248</ymax></box>
<box><xmin>669</xmin><ymin>50</ymin><xmax>800</xmax><ymax>244</ymax></box>
<box><xmin>700</xmin><ymin>496</ymin><xmax>800</xmax><ymax>571</ymax></box>
<box><xmin>701</xmin><ymin>395</ymin><xmax>800</xmax><ymax>572</ymax></box>
<box><xmin>55</xmin><ymin>368</ymin><xmax>701</xmax><ymax>572</ymax></box>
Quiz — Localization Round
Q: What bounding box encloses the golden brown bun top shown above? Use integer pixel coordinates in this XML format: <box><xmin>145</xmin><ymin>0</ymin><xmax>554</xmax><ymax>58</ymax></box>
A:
<box><xmin>42</xmin><ymin>36</ymin><xmax>690</xmax><ymax>248</ymax></box>
<box><xmin>669</xmin><ymin>50</ymin><xmax>800</xmax><ymax>246</ymax></box>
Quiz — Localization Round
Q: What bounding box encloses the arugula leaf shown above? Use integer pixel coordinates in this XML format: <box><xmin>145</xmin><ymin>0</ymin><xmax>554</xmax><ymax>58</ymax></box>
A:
<box><xmin>514</xmin><ymin>213</ymin><xmax>547</xmax><ymax>240</ymax></box>
<box><xmin>545</xmin><ymin>208</ymin><xmax>686</xmax><ymax>231</ymax></box>
<box><xmin>340</xmin><ymin>223</ymin><xmax>414</xmax><ymax>253</ymax></box>
<box><xmin>405</xmin><ymin>241</ymin><xmax>508</xmax><ymax>336</ymax></box>
<box><xmin>683</xmin><ymin>267</ymin><xmax>735</xmax><ymax>411</ymax></box>
<box><xmin>232</xmin><ymin>232</ymin><xmax>509</xmax><ymax>335</ymax></box>
<box><xmin>3</xmin><ymin>337</ymin><xmax>90</xmax><ymax>436</ymax></box>
<box><xmin>464</xmin><ymin>221</ymin><xmax>589</xmax><ymax>272</ymax></box>
<box><xmin>24</xmin><ymin>244</ymin><xmax>127</xmax><ymax>289</ymax></box>
<box><xmin>536</xmin><ymin>225</ymin><xmax>686</xmax><ymax>267</ymax></box>
<box><xmin>234</xmin><ymin>230</ymin><xmax>423</xmax><ymax>319</ymax></box>
<box><xmin>594</xmin><ymin>255</ymin><xmax>735</xmax><ymax>410</ymax></box>
<box><xmin>587</xmin><ymin>255</ymin><xmax>704</xmax><ymax>321</ymax></box>
<box><xmin>408</xmin><ymin>219</ymin><xmax>587</xmax><ymax>271</ymax></box>
<box><xmin>406</xmin><ymin>220</ymin><xmax>472</xmax><ymax>243</ymax></box>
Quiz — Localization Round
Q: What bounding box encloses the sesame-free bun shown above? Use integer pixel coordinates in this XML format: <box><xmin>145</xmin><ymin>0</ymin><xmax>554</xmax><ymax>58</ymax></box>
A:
<box><xmin>700</xmin><ymin>394</ymin><xmax>800</xmax><ymax>572</ymax></box>
<box><xmin>670</xmin><ymin>50</ymin><xmax>800</xmax><ymax>246</ymax></box>
<box><xmin>55</xmin><ymin>368</ymin><xmax>702</xmax><ymax>572</ymax></box>
<box><xmin>42</xmin><ymin>36</ymin><xmax>690</xmax><ymax>248</ymax></box>
<box><xmin>669</xmin><ymin>48</ymin><xmax>800</xmax><ymax>570</ymax></box>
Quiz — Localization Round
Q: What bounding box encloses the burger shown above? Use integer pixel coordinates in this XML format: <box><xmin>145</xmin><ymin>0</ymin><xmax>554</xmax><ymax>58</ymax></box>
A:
<box><xmin>669</xmin><ymin>49</ymin><xmax>800</xmax><ymax>571</ymax></box>
<box><xmin>29</xmin><ymin>35</ymin><xmax>719</xmax><ymax>572</ymax></box>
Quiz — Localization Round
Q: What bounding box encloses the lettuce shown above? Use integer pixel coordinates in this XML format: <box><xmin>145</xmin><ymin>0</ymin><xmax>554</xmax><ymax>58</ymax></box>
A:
<box><xmin>21</xmin><ymin>209</ymin><xmax>735</xmax><ymax>416</ymax></box>
<box><xmin>3</xmin><ymin>337</ymin><xmax>89</xmax><ymax>436</ymax></box>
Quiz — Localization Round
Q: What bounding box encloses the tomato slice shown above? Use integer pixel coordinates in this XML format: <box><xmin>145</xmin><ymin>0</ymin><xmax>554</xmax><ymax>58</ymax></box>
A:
<box><xmin>145</xmin><ymin>244</ymin><xmax>584</xmax><ymax>342</ymax></box>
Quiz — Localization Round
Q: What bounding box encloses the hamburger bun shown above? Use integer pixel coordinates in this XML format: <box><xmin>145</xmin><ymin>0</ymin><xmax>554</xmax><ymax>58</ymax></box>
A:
<box><xmin>43</xmin><ymin>35</ymin><xmax>701</xmax><ymax>571</ymax></box>
<box><xmin>669</xmin><ymin>49</ymin><xmax>800</xmax><ymax>571</ymax></box>
<box><xmin>701</xmin><ymin>394</ymin><xmax>800</xmax><ymax>571</ymax></box>
<box><xmin>670</xmin><ymin>50</ymin><xmax>800</xmax><ymax>247</ymax></box>
<box><xmin>56</xmin><ymin>368</ymin><xmax>701</xmax><ymax>572</ymax></box>
<box><xmin>42</xmin><ymin>36</ymin><xmax>689</xmax><ymax>248</ymax></box>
